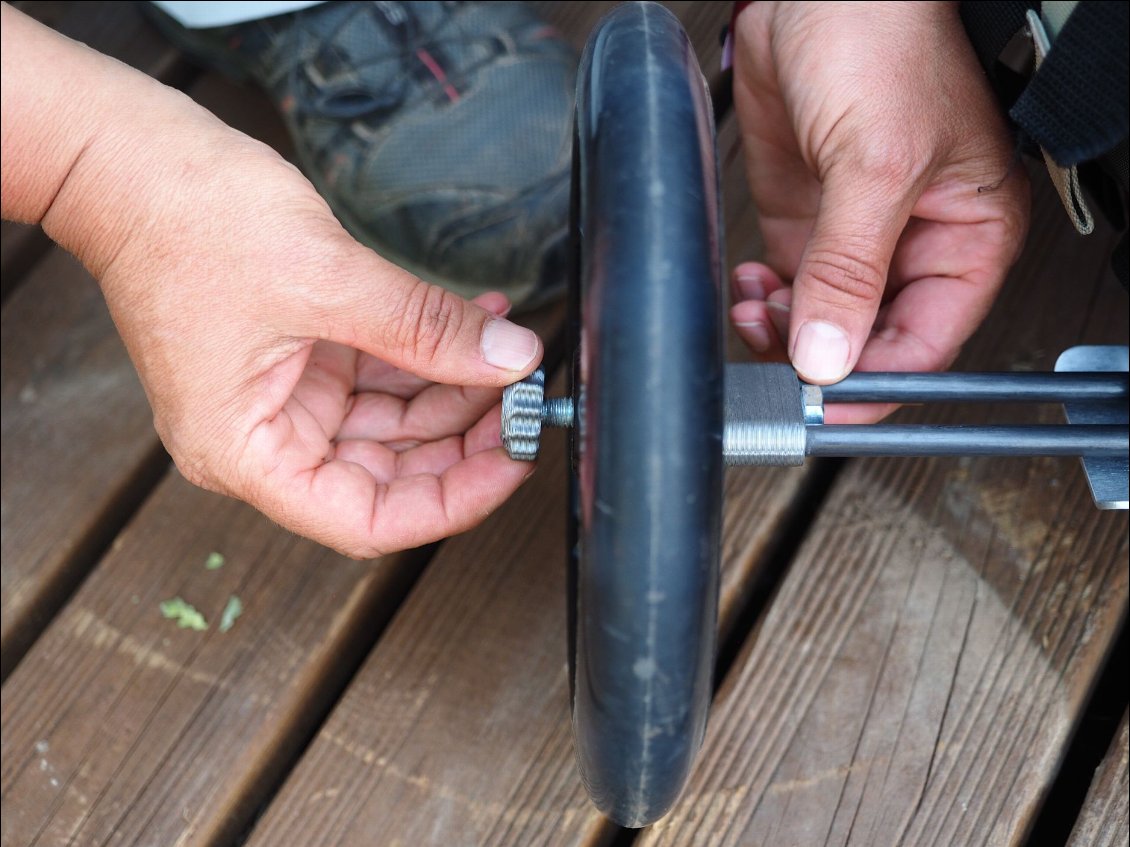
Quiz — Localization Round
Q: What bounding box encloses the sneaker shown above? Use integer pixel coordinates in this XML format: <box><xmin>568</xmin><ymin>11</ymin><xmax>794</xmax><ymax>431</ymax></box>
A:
<box><xmin>145</xmin><ymin>1</ymin><xmax>575</xmax><ymax>310</ymax></box>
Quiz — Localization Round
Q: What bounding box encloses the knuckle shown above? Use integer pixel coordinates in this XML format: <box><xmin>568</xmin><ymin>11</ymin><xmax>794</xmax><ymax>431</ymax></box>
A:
<box><xmin>840</xmin><ymin>134</ymin><xmax>929</xmax><ymax>188</ymax></box>
<box><xmin>390</xmin><ymin>279</ymin><xmax>464</xmax><ymax>364</ymax></box>
<box><xmin>803</xmin><ymin>245</ymin><xmax>886</xmax><ymax>306</ymax></box>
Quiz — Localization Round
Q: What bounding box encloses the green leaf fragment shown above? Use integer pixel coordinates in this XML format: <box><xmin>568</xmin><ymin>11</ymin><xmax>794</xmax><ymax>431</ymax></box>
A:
<box><xmin>159</xmin><ymin>597</ymin><xmax>208</xmax><ymax>631</ymax></box>
<box><xmin>219</xmin><ymin>595</ymin><xmax>243</xmax><ymax>633</ymax></box>
<box><xmin>204</xmin><ymin>552</ymin><xmax>225</xmax><ymax>570</ymax></box>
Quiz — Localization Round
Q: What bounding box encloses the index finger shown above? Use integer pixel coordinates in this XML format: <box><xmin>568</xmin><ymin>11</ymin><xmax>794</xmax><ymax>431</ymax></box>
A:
<box><xmin>257</xmin><ymin>447</ymin><xmax>534</xmax><ymax>558</ymax></box>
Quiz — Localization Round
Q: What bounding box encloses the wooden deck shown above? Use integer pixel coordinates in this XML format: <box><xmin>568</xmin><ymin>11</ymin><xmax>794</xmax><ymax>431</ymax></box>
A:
<box><xmin>2</xmin><ymin>3</ymin><xmax>1126</xmax><ymax>846</ymax></box>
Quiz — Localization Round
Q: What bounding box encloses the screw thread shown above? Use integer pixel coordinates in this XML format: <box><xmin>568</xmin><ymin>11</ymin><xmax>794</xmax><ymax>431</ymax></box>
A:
<box><xmin>543</xmin><ymin>398</ymin><xmax>574</xmax><ymax>428</ymax></box>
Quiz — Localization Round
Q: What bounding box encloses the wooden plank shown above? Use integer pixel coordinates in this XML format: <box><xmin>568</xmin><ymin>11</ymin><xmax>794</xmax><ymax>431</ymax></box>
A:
<box><xmin>0</xmin><ymin>250</ymin><xmax>166</xmax><ymax>680</ymax></box>
<box><xmin>2</xmin><ymin>3</ymin><xmax>582</xmax><ymax>842</ymax></box>
<box><xmin>0</xmin><ymin>1</ymin><xmax>566</xmax><ymax>681</ymax></box>
<box><xmin>0</xmin><ymin>472</ymin><xmax>429</xmax><ymax>847</ymax></box>
<box><xmin>1068</xmin><ymin>711</ymin><xmax>1130</xmax><ymax>847</ymax></box>
<box><xmin>2</xmin><ymin>3</ymin><xmax>199</xmax><ymax>661</ymax></box>
<box><xmin>638</xmin><ymin>174</ymin><xmax>1130</xmax><ymax>846</ymax></box>
<box><xmin>0</xmin><ymin>41</ymin><xmax>276</xmax><ymax>684</ymax></box>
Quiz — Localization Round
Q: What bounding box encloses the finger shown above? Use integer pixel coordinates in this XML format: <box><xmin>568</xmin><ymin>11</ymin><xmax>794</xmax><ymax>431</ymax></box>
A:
<box><xmin>823</xmin><ymin>269</ymin><xmax>1003</xmax><ymax>425</ymax></box>
<box><xmin>765</xmin><ymin>287</ymin><xmax>792</xmax><ymax>342</ymax></box>
<box><xmin>822</xmin><ymin>400</ymin><xmax>900</xmax><ymax>426</ymax></box>
<box><xmin>333</xmin><ymin>403</ymin><xmax>508</xmax><ymax>481</ymax></box>
<box><xmin>731</xmin><ymin>262</ymin><xmax>787</xmax><ymax>305</ymax></box>
<box><xmin>472</xmin><ymin>291</ymin><xmax>513</xmax><ymax>318</ymax></box>
<box><xmin>310</xmin><ymin>252</ymin><xmax>542</xmax><ymax>387</ymax></box>
<box><xmin>789</xmin><ymin>166</ymin><xmax>921</xmax><ymax>383</ymax></box>
<box><xmin>332</xmin><ymin>435</ymin><xmax>468</xmax><ymax>482</ymax></box>
<box><xmin>730</xmin><ymin>299</ymin><xmax>787</xmax><ymax>360</ymax></box>
<box><xmin>861</xmin><ymin>274</ymin><xmax>998</xmax><ymax>374</ymax></box>
<box><xmin>352</xmin><ymin>292</ymin><xmax>513</xmax><ymax>396</ymax></box>
<box><xmin>337</xmin><ymin>382</ymin><xmax>502</xmax><ymax>444</ymax></box>
<box><xmin>354</xmin><ymin>360</ymin><xmax>432</xmax><ymax>398</ymax></box>
<box><xmin>385</xmin><ymin>404</ymin><xmax>507</xmax><ymax>457</ymax></box>
<box><xmin>283</xmin><ymin>450</ymin><xmax>533</xmax><ymax>557</ymax></box>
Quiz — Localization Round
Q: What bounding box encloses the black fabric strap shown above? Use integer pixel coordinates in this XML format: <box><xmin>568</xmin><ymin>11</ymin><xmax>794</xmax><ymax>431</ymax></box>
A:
<box><xmin>962</xmin><ymin>1</ymin><xmax>1129</xmax><ymax>287</ymax></box>
<box><xmin>960</xmin><ymin>0</ymin><xmax>1038</xmax><ymax>102</ymax></box>
<box><xmin>1011</xmin><ymin>1</ymin><xmax>1129</xmax><ymax>167</ymax></box>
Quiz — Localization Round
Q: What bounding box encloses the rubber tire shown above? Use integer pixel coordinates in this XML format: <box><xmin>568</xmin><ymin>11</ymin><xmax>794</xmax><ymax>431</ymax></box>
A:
<box><xmin>568</xmin><ymin>2</ymin><xmax>725</xmax><ymax>827</ymax></box>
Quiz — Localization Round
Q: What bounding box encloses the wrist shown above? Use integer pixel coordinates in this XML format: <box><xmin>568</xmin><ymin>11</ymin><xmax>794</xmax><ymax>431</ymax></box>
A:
<box><xmin>0</xmin><ymin>5</ymin><xmax>263</xmax><ymax>284</ymax></box>
<box><xmin>41</xmin><ymin>83</ymin><xmax>252</xmax><ymax>282</ymax></box>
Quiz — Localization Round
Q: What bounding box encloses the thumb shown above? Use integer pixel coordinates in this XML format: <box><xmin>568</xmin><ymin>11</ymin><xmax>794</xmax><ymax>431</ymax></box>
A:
<box><xmin>789</xmin><ymin>167</ymin><xmax>918</xmax><ymax>383</ymax></box>
<box><xmin>316</xmin><ymin>256</ymin><xmax>543</xmax><ymax>387</ymax></box>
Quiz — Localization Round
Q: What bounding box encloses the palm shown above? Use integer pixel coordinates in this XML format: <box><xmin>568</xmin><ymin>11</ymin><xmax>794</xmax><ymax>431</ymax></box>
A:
<box><xmin>239</xmin><ymin>340</ymin><xmax>515</xmax><ymax>555</ymax></box>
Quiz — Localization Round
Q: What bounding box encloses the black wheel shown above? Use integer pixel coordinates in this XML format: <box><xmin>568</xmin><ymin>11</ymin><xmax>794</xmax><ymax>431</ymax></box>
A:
<box><xmin>568</xmin><ymin>2</ymin><xmax>725</xmax><ymax>827</ymax></box>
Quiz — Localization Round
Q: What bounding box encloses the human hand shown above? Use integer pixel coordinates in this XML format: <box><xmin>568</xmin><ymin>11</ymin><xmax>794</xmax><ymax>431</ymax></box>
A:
<box><xmin>2</xmin><ymin>4</ymin><xmax>542</xmax><ymax>557</ymax></box>
<box><xmin>728</xmin><ymin>1</ymin><xmax>1029</xmax><ymax>422</ymax></box>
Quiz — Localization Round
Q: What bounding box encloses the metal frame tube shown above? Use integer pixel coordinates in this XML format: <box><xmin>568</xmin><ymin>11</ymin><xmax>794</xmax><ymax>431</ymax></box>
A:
<box><xmin>804</xmin><ymin>425</ymin><xmax>1128</xmax><ymax>457</ymax></box>
<box><xmin>818</xmin><ymin>372</ymin><xmax>1128</xmax><ymax>404</ymax></box>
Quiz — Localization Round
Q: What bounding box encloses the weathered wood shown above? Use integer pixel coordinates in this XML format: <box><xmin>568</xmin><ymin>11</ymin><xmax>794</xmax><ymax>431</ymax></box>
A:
<box><xmin>1068</xmin><ymin>711</ymin><xmax>1130</xmax><ymax>847</ymax></box>
<box><xmin>0</xmin><ymin>2</ymin><xmax>565</xmax><ymax>684</ymax></box>
<box><xmin>0</xmin><ymin>472</ymin><xmax>429</xmax><ymax>847</ymax></box>
<box><xmin>639</xmin><ymin>175</ymin><xmax>1130</xmax><ymax>846</ymax></box>
<box><xmin>2</xmin><ymin>1</ymin><xmax>207</xmax><ymax>673</ymax></box>
<box><xmin>0</xmin><ymin>250</ymin><xmax>166</xmax><ymax>680</ymax></box>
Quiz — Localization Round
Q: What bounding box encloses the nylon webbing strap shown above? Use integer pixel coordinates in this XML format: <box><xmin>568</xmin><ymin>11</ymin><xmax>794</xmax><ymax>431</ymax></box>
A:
<box><xmin>1026</xmin><ymin>7</ymin><xmax>1095</xmax><ymax>234</ymax></box>
<box><xmin>1010</xmin><ymin>1</ymin><xmax>1129</xmax><ymax>168</ymax></box>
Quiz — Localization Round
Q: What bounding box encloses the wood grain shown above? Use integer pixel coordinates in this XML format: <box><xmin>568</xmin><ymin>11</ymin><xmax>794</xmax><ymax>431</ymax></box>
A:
<box><xmin>0</xmin><ymin>472</ymin><xmax>426</xmax><ymax>847</ymax></box>
<box><xmin>1068</xmin><ymin>711</ymin><xmax>1130</xmax><ymax>847</ymax></box>
<box><xmin>0</xmin><ymin>8</ymin><xmax>308</xmax><ymax>682</ymax></box>
<box><xmin>1</xmin><ymin>250</ymin><xmax>166</xmax><ymax>680</ymax></box>
<box><xmin>639</xmin><ymin>175</ymin><xmax>1130</xmax><ymax>846</ymax></box>
<box><xmin>9</xmin><ymin>2</ymin><xmax>1120</xmax><ymax>845</ymax></box>
<box><xmin>1</xmin><ymin>0</ymin><xmax>204</xmax><ymax>677</ymax></box>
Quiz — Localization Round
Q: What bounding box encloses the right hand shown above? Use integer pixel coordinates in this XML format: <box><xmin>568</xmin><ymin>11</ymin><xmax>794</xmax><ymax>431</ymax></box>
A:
<box><xmin>728</xmin><ymin>1</ymin><xmax>1030</xmax><ymax>422</ymax></box>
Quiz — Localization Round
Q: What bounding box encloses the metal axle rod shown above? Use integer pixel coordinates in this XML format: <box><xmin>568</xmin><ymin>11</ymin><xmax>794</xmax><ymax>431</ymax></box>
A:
<box><xmin>819</xmin><ymin>372</ymin><xmax>1128</xmax><ymax>405</ymax></box>
<box><xmin>804</xmin><ymin>424</ymin><xmax>1128</xmax><ymax>458</ymax></box>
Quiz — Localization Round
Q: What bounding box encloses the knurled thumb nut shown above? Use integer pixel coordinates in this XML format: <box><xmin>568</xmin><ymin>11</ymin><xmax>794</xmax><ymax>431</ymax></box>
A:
<box><xmin>501</xmin><ymin>368</ymin><xmax>574</xmax><ymax>461</ymax></box>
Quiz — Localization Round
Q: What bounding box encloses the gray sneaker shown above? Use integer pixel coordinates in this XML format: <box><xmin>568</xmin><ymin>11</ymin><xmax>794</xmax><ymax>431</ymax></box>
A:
<box><xmin>147</xmin><ymin>1</ymin><xmax>575</xmax><ymax>310</ymax></box>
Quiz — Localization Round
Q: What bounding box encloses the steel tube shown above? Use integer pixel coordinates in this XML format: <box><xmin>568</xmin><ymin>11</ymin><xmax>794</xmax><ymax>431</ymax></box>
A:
<box><xmin>818</xmin><ymin>372</ymin><xmax>1128</xmax><ymax>404</ymax></box>
<box><xmin>804</xmin><ymin>425</ymin><xmax>1129</xmax><ymax>457</ymax></box>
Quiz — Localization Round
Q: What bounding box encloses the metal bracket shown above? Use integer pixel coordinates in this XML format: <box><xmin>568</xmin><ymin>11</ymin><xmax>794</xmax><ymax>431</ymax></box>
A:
<box><xmin>1056</xmin><ymin>345</ymin><xmax>1129</xmax><ymax>509</ymax></box>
